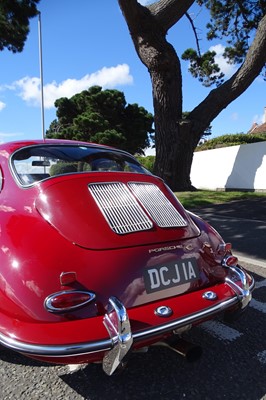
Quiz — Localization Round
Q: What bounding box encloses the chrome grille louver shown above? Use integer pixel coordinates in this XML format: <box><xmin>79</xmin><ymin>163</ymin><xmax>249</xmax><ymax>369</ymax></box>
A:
<box><xmin>88</xmin><ymin>182</ymin><xmax>153</xmax><ymax>234</ymax></box>
<box><xmin>88</xmin><ymin>182</ymin><xmax>187</xmax><ymax>235</ymax></box>
<box><xmin>128</xmin><ymin>182</ymin><xmax>187</xmax><ymax>228</ymax></box>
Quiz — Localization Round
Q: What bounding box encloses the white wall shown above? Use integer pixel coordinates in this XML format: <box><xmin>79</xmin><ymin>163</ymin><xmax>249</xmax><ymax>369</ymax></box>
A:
<box><xmin>190</xmin><ymin>141</ymin><xmax>266</xmax><ymax>191</ymax></box>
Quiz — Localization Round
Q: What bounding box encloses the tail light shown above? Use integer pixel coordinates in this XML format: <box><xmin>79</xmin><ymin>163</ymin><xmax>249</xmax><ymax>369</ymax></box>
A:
<box><xmin>217</xmin><ymin>243</ymin><xmax>232</xmax><ymax>255</ymax></box>
<box><xmin>222</xmin><ymin>255</ymin><xmax>238</xmax><ymax>268</ymax></box>
<box><xmin>44</xmin><ymin>290</ymin><xmax>96</xmax><ymax>313</ymax></box>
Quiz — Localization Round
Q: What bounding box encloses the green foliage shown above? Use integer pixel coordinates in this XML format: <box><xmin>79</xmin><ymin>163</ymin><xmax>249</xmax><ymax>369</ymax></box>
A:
<box><xmin>196</xmin><ymin>133</ymin><xmax>266</xmax><ymax>151</ymax></box>
<box><xmin>46</xmin><ymin>86</ymin><xmax>154</xmax><ymax>155</ymax></box>
<box><xmin>50</xmin><ymin>162</ymin><xmax>78</xmax><ymax>176</ymax></box>
<box><xmin>201</xmin><ymin>0</ymin><xmax>265</xmax><ymax>64</ymax></box>
<box><xmin>90</xmin><ymin>129</ymin><xmax>126</xmax><ymax>148</ymax></box>
<box><xmin>0</xmin><ymin>0</ymin><xmax>40</xmax><ymax>53</ymax></box>
<box><xmin>136</xmin><ymin>155</ymin><xmax>155</xmax><ymax>172</ymax></box>
<box><xmin>181</xmin><ymin>49</ymin><xmax>225</xmax><ymax>87</ymax></box>
<box><xmin>183</xmin><ymin>0</ymin><xmax>266</xmax><ymax>85</ymax></box>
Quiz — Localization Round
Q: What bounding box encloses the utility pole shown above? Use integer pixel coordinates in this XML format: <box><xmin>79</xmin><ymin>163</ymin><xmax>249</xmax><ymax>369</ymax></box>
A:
<box><xmin>38</xmin><ymin>11</ymin><xmax>45</xmax><ymax>140</ymax></box>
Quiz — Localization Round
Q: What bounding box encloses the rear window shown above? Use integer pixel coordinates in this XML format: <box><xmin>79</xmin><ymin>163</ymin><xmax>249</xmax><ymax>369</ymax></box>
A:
<box><xmin>11</xmin><ymin>144</ymin><xmax>149</xmax><ymax>186</ymax></box>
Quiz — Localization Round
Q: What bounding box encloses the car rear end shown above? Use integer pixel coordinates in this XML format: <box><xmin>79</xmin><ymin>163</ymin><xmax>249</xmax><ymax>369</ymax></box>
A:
<box><xmin>1</xmin><ymin>141</ymin><xmax>254</xmax><ymax>374</ymax></box>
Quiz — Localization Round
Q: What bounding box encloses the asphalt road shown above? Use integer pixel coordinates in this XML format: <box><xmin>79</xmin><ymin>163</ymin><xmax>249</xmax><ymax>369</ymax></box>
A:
<box><xmin>1</xmin><ymin>200</ymin><xmax>266</xmax><ymax>400</ymax></box>
<box><xmin>191</xmin><ymin>197</ymin><xmax>266</xmax><ymax>264</ymax></box>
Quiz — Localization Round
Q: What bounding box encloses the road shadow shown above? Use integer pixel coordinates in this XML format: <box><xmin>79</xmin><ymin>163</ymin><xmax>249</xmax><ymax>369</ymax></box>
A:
<box><xmin>0</xmin><ymin>348</ymin><xmax>55</xmax><ymax>367</ymax></box>
<box><xmin>191</xmin><ymin>198</ymin><xmax>266</xmax><ymax>260</ymax></box>
<box><xmin>60</xmin><ymin>279</ymin><xmax>266</xmax><ymax>400</ymax></box>
<box><xmin>60</xmin><ymin>312</ymin><xmax>266</xmax><ymax>400</ymax></box>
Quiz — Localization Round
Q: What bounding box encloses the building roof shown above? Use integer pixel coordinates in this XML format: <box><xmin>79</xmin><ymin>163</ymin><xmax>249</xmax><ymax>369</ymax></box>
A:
<box><xmin>248</xmin><ymin>122</ymin><xmax>266</xmax><ymax>134</ymax></box>
<box><xmin>248</xmin><ymin>107</ymin><xmax>266</xmax><ymax>134</ymax></box>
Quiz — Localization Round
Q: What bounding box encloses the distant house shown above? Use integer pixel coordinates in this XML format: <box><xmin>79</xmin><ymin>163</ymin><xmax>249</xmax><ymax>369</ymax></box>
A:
<box><xmin>248</xmin><ymin>107</ymin><xmax>266</xmax><ymax>134</ymax></box>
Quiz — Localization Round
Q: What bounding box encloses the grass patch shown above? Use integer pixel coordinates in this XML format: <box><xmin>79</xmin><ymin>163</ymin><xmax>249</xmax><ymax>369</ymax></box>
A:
<box><xmin>175</xmin><ymin>190</ymin><xmax>266</xmax><ymax>209</ymax></box>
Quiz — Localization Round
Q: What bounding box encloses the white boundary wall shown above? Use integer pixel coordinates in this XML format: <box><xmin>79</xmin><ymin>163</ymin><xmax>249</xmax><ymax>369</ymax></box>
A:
<box><xmin>190</xmin><ymin>141</ymin><xmax>266</xmax><ymax>191</ymax></box>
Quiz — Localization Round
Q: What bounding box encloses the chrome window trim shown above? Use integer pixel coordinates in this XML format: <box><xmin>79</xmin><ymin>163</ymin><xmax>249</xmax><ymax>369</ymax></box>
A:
<box><xmin>9</xmin><ymin>144</ymin><xmax>148</xmax><ymax>188</ymax></box>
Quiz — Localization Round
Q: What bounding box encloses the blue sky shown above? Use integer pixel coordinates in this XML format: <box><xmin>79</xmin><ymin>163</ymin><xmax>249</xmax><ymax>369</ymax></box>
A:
<box><xmin>0</xmin><ymin>0</ymin><xmax>265</xmax><ymax>149</ymax></box>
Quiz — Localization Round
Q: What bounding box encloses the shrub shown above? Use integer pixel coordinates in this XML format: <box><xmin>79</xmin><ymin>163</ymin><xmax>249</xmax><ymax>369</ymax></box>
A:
<box><xmin>196</xmin><ymin>133</ymin><xmax>266</xmax><ymax>151</ymax></box>
<box><xmin>136</xmin><ymin>155</ymin><xmax>155</xmax><ymax>172</ymax></box>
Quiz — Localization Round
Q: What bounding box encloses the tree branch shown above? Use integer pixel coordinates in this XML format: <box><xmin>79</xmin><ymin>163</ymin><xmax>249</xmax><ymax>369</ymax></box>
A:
<box><xmin>185</xmin><ymin>11</ymin><xmax>202</xmax><ymax>56</ymax></box>
<box><xmin>189</xmin><ymin>12</ymin><xmax>266</xmax><ymax>132</ymax></box>
<box><xmin>148</xmin><ymin>0</ymin><xmax>195</xmax><ymax>31</ymax></box>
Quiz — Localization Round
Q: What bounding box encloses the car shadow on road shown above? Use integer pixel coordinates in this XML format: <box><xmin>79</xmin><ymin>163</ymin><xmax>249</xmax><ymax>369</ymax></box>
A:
<box><xmin>0</xmin><ymin>349</ymin><xmax>55</xmax><ymax>368</ymax></box>
<box><xmin>60</xmin><ymin>290</ymin><xmax>266</xmax><ymax>400</ymax></box>
<box><xmin>60</xmin><ymin>339</ymin><xmax>266</xmax><ymax>400</ymax></box>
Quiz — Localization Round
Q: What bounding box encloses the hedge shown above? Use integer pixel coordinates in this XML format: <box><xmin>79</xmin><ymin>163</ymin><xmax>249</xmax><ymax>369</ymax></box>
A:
<box><xmin>196</xmin><ymin>133</ymin><xmax>266</xmax><ymax>151</ymax></box>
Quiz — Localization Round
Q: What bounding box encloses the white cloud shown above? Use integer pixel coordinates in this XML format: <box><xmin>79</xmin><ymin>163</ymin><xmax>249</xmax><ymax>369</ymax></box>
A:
<box><xmin>0</xmin><ymin>101</ymin><xmax>6</xmax><ymax>111</ymax></box>
<box><xmin>209</xmin><ymin>44</ymin><xmax>236</xmax><ymax>77</ymax></box>
<box><xmin>9</xmin><ymin>64</ymin><xmax>133</xmax><ymax>109</ymax></box>
<box><xmin>0</xmin><ymin>132</ymin><xmax>23</xmax><ymax>143</ymax></box>
<box><xmin>231</xmin><ymin>112</ymin><xmax>239</xmax><ymax>121</ymax></box>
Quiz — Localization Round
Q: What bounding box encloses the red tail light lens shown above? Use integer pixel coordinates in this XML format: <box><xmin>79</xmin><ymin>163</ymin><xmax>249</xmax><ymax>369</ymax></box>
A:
<box><xmin>45</xmin><ymin>290</ymin><xmax>96</xmax><ymax>313</ymax></box>
<box><xmin>217</xmin><ymin>243</ymin><xmax>232</xmax><ymax>255</ymax></box>
<box><xmin>222</xmin><ymin>255</ymin><xmax>238</xmax><ymax>267</ymax></box>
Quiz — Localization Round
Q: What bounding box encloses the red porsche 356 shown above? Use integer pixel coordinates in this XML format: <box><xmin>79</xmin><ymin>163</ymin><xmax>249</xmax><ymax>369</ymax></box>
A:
<box><xmin>0</xmin><ymin>140</ymin><xmax>254</xmax><ymax>375</ymax></box>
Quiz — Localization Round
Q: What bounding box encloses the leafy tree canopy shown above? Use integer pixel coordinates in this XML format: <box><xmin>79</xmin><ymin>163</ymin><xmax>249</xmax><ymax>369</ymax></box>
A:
<box><xmin>182</xmin><ymin>0</ymin><xmax>266</xmax><ymax>85</ymax></box>
<box><xmin>0</xmin><ymin>0</ymin><xmax>40</xmax><ymax>53</ymax></box>
<box><xmin>46</xmin><ymin>86</ymin><xmax>154</xmax><ymax>155</ymax></box>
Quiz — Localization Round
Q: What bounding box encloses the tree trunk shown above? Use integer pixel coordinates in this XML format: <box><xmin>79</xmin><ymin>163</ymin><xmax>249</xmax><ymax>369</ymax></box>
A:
<box><xmin>118</xmin><ymin>0</ymin><xmax>266</xmax><ymax>191</ymax></box>
<box><xmin>151</xmin><ymin>68</ymin><xmax>200</xmax><ymax>190</ymax></box>
<box><xmin>153</xmin><ymin>106</ymin><xmax>201</xmax><ymax>190</ymax></box>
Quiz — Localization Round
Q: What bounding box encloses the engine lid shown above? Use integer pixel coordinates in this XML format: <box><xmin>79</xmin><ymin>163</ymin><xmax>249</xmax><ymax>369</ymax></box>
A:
<box><xmin>35</xmin><ymin>173</ymin><xmax>200</xmax><ymax>250</ymax></box>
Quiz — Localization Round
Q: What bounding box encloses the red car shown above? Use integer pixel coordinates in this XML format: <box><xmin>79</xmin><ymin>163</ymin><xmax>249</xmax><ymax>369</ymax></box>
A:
<box><xmin>0</xmin><ymin>139</ymin><xmax>254</xmax><ymax>375</ymax></box>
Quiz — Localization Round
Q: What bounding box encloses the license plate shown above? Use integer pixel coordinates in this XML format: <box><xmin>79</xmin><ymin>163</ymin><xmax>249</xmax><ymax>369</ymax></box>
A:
<box><xmin>143</xmin><ymin>258</ymin><xmax>199</xmax><ymax>294</ymax></box>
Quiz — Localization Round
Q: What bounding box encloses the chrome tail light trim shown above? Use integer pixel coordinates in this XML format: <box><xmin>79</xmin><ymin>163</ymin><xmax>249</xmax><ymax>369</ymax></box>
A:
<box><xmin>44</xmin><ymin>290</ymin><xmax>96</xmax><ymax>313</ymax></box>
<box><xmin>128</xmin><ymin>182</ymin><xmax>187</xmax><ymax>228</ymax></box>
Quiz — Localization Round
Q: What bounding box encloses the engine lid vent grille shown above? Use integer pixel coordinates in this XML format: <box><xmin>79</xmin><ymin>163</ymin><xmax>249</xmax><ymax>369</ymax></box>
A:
<box><xmin>128</xmin><ymin>182</ymin><xmax>187</xmax><ymax>228</ymax></box>
<box><xmin>88</xmin><ymin>182</ymin><xmax>153</xmax><ymax>234</ymax></box>
<box><xmin>88</xmin><ymin>182</ymin><xmax>187</xmax><ymax>235</ymax></box>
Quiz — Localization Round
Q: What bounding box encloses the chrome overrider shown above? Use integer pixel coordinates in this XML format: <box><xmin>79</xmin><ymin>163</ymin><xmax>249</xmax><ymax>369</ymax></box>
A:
<box><xmin>0</xmin><ymin>269</ymin><xmax>254</xmax><ymax>376</ymax></box>
<box><xmin>222</xmin><ymin>255</ymin><xmax>253</xmax><ymax>309</ymax></box>
<box><xmin>102</xmin><ymin>296</ymin><xmax>133</xmax><ymax>375</ymax></box>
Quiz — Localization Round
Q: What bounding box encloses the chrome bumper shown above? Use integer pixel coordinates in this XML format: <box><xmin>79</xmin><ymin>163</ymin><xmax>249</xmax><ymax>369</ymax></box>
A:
<box><xmin>0</xmin><ymin>270</ymin><xmax>254</xmax><ymax>376</ymax></box>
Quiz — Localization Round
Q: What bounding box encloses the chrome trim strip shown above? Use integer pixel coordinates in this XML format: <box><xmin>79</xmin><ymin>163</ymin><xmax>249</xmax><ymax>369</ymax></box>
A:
<box><xmin>0</xmin><ymin>332</ymin><xmax>112</xmax><ymax>356</ymax></box>
<box><xmin>0</xmin><ymin>296</ymin><xmax>240</xmax><ymax>358</ymax></box>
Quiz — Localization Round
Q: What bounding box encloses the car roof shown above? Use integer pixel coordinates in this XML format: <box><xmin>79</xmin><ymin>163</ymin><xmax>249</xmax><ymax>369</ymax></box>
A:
<box><xmin>0</xmin><ymin>139</ymin><xmax>131</xmax><ymax>157</ymax></box>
